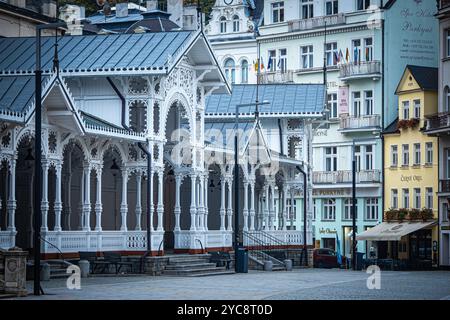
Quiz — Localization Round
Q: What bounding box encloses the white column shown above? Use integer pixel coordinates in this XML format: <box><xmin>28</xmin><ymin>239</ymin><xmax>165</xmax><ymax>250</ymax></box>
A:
<box><xmin>203</xmin><ymin>174</ymin><xmax>209</xmax><ymax>231</ymax></box>
<box><xmin>135</xmin><ymin>172</ymin><xmax>142</xmax><ymax>231</ymax></box>
<box><xmin>174</xmin><ymin>174</ymin><xmax>182</xmax><ymax>231</ymax></box>
<box><xmin>157</xmin><ymin>171</ymin><xmax>164</xmax><ymax>231</ymax></box>
<box><xmin>120</xmin><ymin>168</ymin><xmax>128</xmax><ymax>231</ymax></box>
<box><xmin>226</xmin><ymin>178</ymin><xmax>233</xmax><ymax>231</ymax></box>
<box><xmin>79</xmin><ymin>168</ymin><xmax>84</xmax><ymax>230</ymax></box>
<box><xmin>283</xmin><ymin>186</ymin><xmax>293</xmax><ymax>230</ymax></box>
<box><xmin>198</xmin><ymin>174</ymin><xmax>204</xmax><ymax>231</ymax></box>
<box><xmin>269</xmin><ymin>184</ymin><xmax>276</xmax><ymax>231</ymax></box>
<box><xmin>264</xmin><ymin>185</ymin><xmax>269</xmax><ymax>230</ymax></box>
<box><xmin>249</xmin><ymin>181</ymin><xmax>256</xmax><ymax>231</ymax></box>
<box><xmin>219</xmin><ymin>177</ymin><xmax>226</xmax><ymax>231</ymax></box>
<box><xmin>6</xmin><ymin>159</ymin><xmax>17</xmax><ymax>232</ymax></box>
<box><xmin>189</xmin><ymin>173</ymin><xmax>197</xmax><ymax>231</ymax></box>
<box><xmin>54</xmin><ymin>163</ymin><xmax>62</xmax><ymax>232</ymax></box>
<box><xmin>41</xmin><ymin>162</ymin><xmax>49</xmax><ymax>232</ymax></box>
<box><xmin>64</xmin><ymin>155</ymin><xmax>72</xmax><ymax>230</ymax></box>
<box><xmin>95</xmin><ymin>168</ymin><xmax>103</xmax><ymax>231</ymax></box>
<box><xmin>290</xmin><ymin>191</ymin><xmax>295</xmax><ymax>229</ymax></box>
<box><xmin>149</xmin><ymin>171</ymin><xmax>154</xmax><ymax>231</ymax></box>
<box><xmin>82</xmin><ymin>165</ymin><xmax>91</xmax><ymax>231</ymax></box>
<box><xmin>243</xmin><ymin>181</ymin><xmax>249</xmax><ymax>232</ymax></box>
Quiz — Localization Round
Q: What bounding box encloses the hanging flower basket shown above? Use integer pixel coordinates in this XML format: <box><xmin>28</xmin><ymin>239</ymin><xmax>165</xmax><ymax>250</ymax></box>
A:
<box><xmin>420</xmin><ymin>208</ymin><xmax>434</xmax><ymax>221</ymax></box>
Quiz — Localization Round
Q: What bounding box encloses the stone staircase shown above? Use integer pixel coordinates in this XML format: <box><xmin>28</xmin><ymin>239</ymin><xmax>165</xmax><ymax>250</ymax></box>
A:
<box><xmin>45</xmin><ymin>260</ymin><xmax>74</xmax><ymax>279</ymax></box>
<box><xmin>163</xmin><ymin>254</ymin><xmax>234</xmax><ymax>277</ymax></box>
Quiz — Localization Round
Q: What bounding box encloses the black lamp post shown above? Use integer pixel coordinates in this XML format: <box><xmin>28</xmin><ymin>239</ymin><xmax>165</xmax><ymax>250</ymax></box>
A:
<box><xmin>34</xmin><ymin>21</ymin><xmax>66</xmax><ymax>296</ymax></box>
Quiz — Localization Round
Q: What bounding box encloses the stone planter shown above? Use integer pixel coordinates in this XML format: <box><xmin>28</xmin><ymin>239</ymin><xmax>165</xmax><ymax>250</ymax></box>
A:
<box><xmin>0</xmin><ymin>247</ymin><xmax>28</xmax><ymax>297</ymax></box>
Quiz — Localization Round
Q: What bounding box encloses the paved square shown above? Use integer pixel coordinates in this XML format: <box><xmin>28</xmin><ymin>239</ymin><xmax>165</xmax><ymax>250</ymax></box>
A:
<box><xmin>11</xmin><ymin>269</ymin><xmax>450</xmax><ymax>300</ymax></box>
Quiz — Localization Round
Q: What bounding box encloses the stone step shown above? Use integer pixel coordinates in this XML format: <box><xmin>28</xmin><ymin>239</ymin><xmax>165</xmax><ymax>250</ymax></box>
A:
<box><xmin>164</xmin><ymin>266</ymin><xmax>227</xmax><ymax>276</ymax></box>
<box><xmin>168</xmin><ymin>257</ymin><xmax>211</xmax><ymax>264</ymax></box>
<box><xmin>186</xmin><ymin>270</ymin><xmax>235</xmax><ymax>277</ymax></box>
<box><xmin>165</xmin><ymin>262</ymin><xmax>217</xmax><ymax>270</ymax></box>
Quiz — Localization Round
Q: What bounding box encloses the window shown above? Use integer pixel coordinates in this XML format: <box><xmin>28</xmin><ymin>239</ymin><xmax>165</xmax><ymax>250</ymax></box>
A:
<box><xmin>232</xmin><ymin>15</ymin><xmax>240</xmax><ymax>32</ymax></box>
<box><xmin>443</xmin><ymin>202</ymin><xmax>449</xmax><ymax>222</ymax></box>
<box><xmin>364</xmin><ymin>90</ymin><xmax>373</xmax><ymax>115</ymax></box>
<box><xmin>413</xmin><ymin>99</ymin><xmax>421</xmax><ymax>119</ymax></box>
<box><xmin>447</xmin><ymin>29</ymin><xmax>450</xmax><ymax>58</ymax></box>
<box><xmin>446</xmin><ymin>86</ymin><xmax>450</xmax><ymax>112</ymax></box>
<box><xmin>403</xmin><ymin>101</ymin><xmax>410</xmax><ymax>120</ymax></box>
<box><xmin>323</xmin><ymin>199</ymin><xmax>336</xmax><ymax>221</ymax></box>
<box><xmin>352</xmin><ymin>91</ymin><xmax>361</xmax><ymax>117</ymax></box>
<box><xmin>301</xmin><ymin>0</ymin><xmax>314</xmax><ymax>19</ymax></box>
<box><xmin>241</xmin><ymin>60</ymin><xmax>248</xmax><ymax>84</ymax></box>
<box><xmin>268</xmin><ymin>50</ymin><xmax>277</xmax><ymax>72</ymax></box>
<box><xmin>224</xmin><ymin>58</ymin><xmax>235</xmax><ymax>84</ymax></box>
<box><xmin>325</xmin><ymin>42</ymin><xmax>338</xmax><ymax>66</ymax></box>
<box><xmin>413</xmin><ymin>143</ymin><xmax>421</xmax><ymax>166</ymax></box>
<box><xmin>425</xmin><ymin>142</ymin><xmax>433</xmax><ymax>165</ymax></box>
<box><xmin>344</xmin><ymin>199</ymin><xmax>357</xmax><ymax>220</ymax></box>
<box><xmin>414</xmin><ymin>188</ymin><xmax>421</xmax><ymax>209</ymax></box>
<box><xmin>326</xmin><ymin>0</ymin><xmax>338</xmax><ymax>15</ymax></box>
<box><xmin>425</xmin><ymin>188</ymin><xmax>433</xmax><ymax>209</ymax></box>
<box><xmin>365</xmin><ymin>145</ymin><xmax>373</xmax><ymax>170</ymax></box>
<box><xmin>355</xmin><ymin>145</ymin><xmax>361</xmax><ymax>171</ymax></box>
<box><xmin>447</xmin><ymin>148</ymin><xmax>450</xmax><ymax>179</ymax></box>
<box><xmin>325</xmin><ymin>147</ymin><xmax>337</xmax><ymax>172</ymax></box>
<box><xmin>402</xmin><ymin>144</ymin><xmax>409</xmax><ymax>166</ymax></box>
<box><xmin>327</xmin><ymin>93</ymin><xmax>338</xmax><ymax>119</ymax></box>
<box><xmin>391</xmin><ymin>145</ymin><xmax>398</xmax><ymax>167</ymax></box>
<box><xmin>365</xmin><ymin>198</ymin><xmax>379</xmax><ymax>220</ymax></box>
<box><xmin>272</xmin><ymin>1</ymin><xmax>284</xmax><ymax>23</ymax></box>
<box><xmin>287</xmin><ymin>199</ymin><xmax>297</xmax><ymax>220</ymax></box>
<box><xmin>220</xmin><ymin>16</ymin><xmax>227</xmax><ymax>33</ymax></box>
<box><xmin>391</xmin><ymin>189</ymin><xmax>398</xmax><ymax>209</ymax></box>
<box><xmin>357</xmin><ymin>0</ymin><xmax>370</xmax><ymax>11</ymax></box>
<box><xmin>364</xmin><ymin>38</ymin><xmax>373</xmax><ymax>61</ymax></box>
<box><xmin>300</xmin><ymin>45</ymin><xmax>313</xmax><ymax>69</ymax></box>
<box><xmin>279</xmin><ymin>48</ymin><xmax>287</xmax><ymax>72</ymax></box>
<box><xmin>352</xmin><ymin>39</ymin><xmax>361</xmax><ymax>63</ymax></box>
<box><xmin>313</xmin><ymin>199</ymin><xmax>317</xmax><ymax>221</ymax></box>
<box><xmin>402</xmin><ymin>188</ymin><xmax>410</xmax><ymax>209</ymax></box>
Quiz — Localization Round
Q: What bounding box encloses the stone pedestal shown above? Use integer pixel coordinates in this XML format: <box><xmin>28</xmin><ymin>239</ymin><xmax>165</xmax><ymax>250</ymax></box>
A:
<box><xmin>78</xmin><ymin>260</ymin><xmax>90</xmax><ymax>278</ymax></box>
<box><xmin>0</xmin><ymin>247</ymin><xmax>28</xmax><ymax>297</ymax></box>
<box><xmin>263</xmin><ymin>260</ymin><xmax>273</xmax><ymax>271</ymax></box>
<box><xmin>284</xmin><ymin>259</ymin><xmax>293</xmax><ymax>271</ymax></box>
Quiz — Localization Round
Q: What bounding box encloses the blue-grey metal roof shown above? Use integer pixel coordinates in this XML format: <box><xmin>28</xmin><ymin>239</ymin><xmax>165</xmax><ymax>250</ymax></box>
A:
<box><xmin>205</xmin><ymin>120</ymin><xmax>255</xmax><ymax>150</ymax></box>
<box><xmin>0</xmin><ymin>75</ymin><xmax>50</xmax><ymax>113</ymax></box>
<box><xmin>88</xmin><ymin>13</ymin><xmax>143</xmax><ymax>25</ymax></box>
<box><xmin>205</xmin><ymin>84</ymin><xmax>325</xmax><ymax>116</ymax></box>
<box><xmin>0</xmin><ymin>31</ymin><xmax>193</xmax><ymax>75</ymax></box>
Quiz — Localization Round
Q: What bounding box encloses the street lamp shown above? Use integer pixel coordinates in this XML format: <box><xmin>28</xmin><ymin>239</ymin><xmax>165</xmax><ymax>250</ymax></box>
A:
<box><xmin>351</xmin><ymin>134</ymin><xmax>380</xmax><ymax>270</ymax></box>
<box><xmin>34</xmin><ymin>21</ymin><xmax>67</xmax><ymax>296</ymax></box>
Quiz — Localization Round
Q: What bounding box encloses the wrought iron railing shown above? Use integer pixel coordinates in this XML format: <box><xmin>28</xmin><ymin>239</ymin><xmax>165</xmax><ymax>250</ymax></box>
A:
<box><xmin>339</xmin><ymin>61</ymin><xmax>381</xmax><ymax>79</ymax></box>
<box><xmin>258</xmin><ymin>70</ymin><xmax>294</xmax><ymax>84</ymax></box>
<box><xmin>441</xmin><ymin>180</ymin><xmax>450</xmax><ymax>193</ymax></box>
<box><xmin>440</xmin><ymin>0</ymin><xmax>450</xmax><ymax>10</ymax></box>
<box><xmin>288</xmin><ymin>13</ymin><xmax>345</xmax><ymax>32</ymax></box>
<box><xmin>339</xmin><ymin>114</ymin><xmax>381</xmax><ymax>130</ymax></box>
<box><xmin>426</xmin><ymin>112</ymin><xmax>450</xmax><ymax>132</ymax></box>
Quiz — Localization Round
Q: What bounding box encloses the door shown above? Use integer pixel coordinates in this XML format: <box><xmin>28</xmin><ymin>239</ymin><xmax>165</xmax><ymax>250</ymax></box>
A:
<box><xmin>323</xmin><ymin>238</ymin><xmax>336</xmax><ymax>250</ymax></box>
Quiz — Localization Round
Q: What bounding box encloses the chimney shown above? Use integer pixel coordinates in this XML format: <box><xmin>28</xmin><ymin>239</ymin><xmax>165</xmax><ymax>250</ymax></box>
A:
<box><xmin>41</xmin><ymin>0</ymin><xmax>57</xmax><ymax>18</ymax></box>
<box><xmin>146</xmin><ymin>0</ymin><xmax>157</xmax><ymax>11</ymax></box>
<box><xmin>60</xmin><ymin>5</ymin><xmax>85</xmax><ymax>36</ymax></box>
<box><xmin>8</xmin><ymin>0</ymin><xmax>26</xmax><ymax>9</ymax></box>
<box><xmin>115</xmin><ymin>2</ymin><xmax>129</xmax><ymax>18</ymax></box>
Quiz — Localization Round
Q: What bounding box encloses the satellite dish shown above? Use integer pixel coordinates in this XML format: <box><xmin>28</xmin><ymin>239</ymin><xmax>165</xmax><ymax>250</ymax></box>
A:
<box><xmin>96</xmin><ymin>0</ymin><xmax>106</xmax><ymax>6</ymax></box>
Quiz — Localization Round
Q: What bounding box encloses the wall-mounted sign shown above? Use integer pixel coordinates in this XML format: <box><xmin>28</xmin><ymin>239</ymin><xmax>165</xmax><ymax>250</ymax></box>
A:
<box><xmin>338</xmin><ymin>86</ymin><xmax>349</xmax><ymax>115</ymax></box>
<box><xmin>314</xmin><ymin>130</ymin><xmax>328</xmax><ymax>137</ymax></box>
<box><xmin>313</xmin><ymin>189</ymin><xmax>351</xmax><ymax>197</ymax></box>
<box><xmin>400</xmin><ymin>175</ymin><xmax>423</xmax><ymax>182</ymax></box>
<box><xmin>319</xmin><ymin>228</ymin><xmax>337</xmax><ymax>235</ymax></box>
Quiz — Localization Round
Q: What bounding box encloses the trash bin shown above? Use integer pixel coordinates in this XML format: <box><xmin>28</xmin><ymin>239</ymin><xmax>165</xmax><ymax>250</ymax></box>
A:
<box><xmin>235</xmin><ymin>247</ymin><xmax>248</xmax><ymax>273</ymax></box>
<box><xmin>356</xmin><ymin>252</ymin><xmax>365</xmax><ymax>271</ymax></box>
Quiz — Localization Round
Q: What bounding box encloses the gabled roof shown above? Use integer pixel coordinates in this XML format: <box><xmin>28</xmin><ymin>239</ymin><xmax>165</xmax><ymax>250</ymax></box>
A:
<box><xmin>396</xmin><ymin>65</ymin><xmax>438</xmax><ymax>94</ymax></box>
<box><xmin>205</xmin><ymin>84</ymin><xmax>325</xmax><ymax>117</ymax></box>
<box><xmin>0</xmin><ymin>31</ymin><xmax>193</xmax><ymax>76</ymax></box>
<box><xmin>383</xmin><ymin>118</ymin><xmax>400</xmax><ymax>135</ymax></box>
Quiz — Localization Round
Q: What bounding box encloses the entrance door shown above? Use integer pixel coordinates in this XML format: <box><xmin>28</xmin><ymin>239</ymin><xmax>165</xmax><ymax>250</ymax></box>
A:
<box><xmin>409</xmin><ymin>229</ymin><xmax>432</xmax><ymax>269</ymax></box>
<box><xmin>322</xmin><ymin>238</ymin><xmax>336</xmax><ymax>250</ymax></box>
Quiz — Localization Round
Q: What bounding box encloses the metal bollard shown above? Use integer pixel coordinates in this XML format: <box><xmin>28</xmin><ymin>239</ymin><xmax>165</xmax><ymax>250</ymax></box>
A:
<box><xmin>284</xmin><ymin>259</ymin><xmax>293</xmax><ymax>271</ymax></box>
<box><xmin>40</xmin><ymin>263</ymin><xmax>50</xmax><ymax>281</ymax></box>
<box><xmin>78</xmin><ymin>260</ymin><xmax>90</xmax><ymax>278</ymax></box>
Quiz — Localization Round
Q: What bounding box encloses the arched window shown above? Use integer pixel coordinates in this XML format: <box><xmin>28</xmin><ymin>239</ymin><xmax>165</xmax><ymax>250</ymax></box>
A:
<box><xmin>446</xmin><ymin>86</ymin><xmax>450</xmax><ymax>112</ymax></box>
<box><xmin>323</xmin><ymin>199</ymin><xmax>336</xmax><ymax>221</ymax></box>
<box><xmin>233</xmin><ymin>15</ymin><xmax>240</xmax><ymax>32</ymax></box>
<box><xmin>220</xmin><ymin>16</ymin><xmax>227</xmax><ymax>33</ymax></box>
<box><xmin>224</xmin><ymin>58</ymin><xmax>235</xmax><ymax>84</ymax></box>
<box><xmin>241</xmin><ymin>59</ymin><xmax>248</xmax><ymax>84</ymax></box>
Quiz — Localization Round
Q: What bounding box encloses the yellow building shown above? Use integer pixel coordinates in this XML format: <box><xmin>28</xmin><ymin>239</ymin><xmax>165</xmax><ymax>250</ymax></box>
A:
<box><xmin>357</xmin><ymin>66</ymin><xmax>439</xmax><ymax>270</ymax></box>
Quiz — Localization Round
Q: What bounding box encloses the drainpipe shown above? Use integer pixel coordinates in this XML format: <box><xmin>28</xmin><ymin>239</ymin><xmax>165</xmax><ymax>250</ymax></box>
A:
<box><xmin>107</xmin><ymin>77</ymin><xmax>152</xmax><ymax>255</ymax></box>
<box><xmin>296</xmin><ymin>165</ymin><xmax>308</xmax><ymax>267</ymax></box>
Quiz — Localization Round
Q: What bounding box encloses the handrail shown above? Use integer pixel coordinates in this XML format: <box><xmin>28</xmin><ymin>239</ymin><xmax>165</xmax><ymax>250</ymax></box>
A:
<box><xmin>157</xmin><ymin>239</ymin><xmax>164</xmax><ymax>256</ymax></box>
<box><xmin>195</xmin><ymin>239</ymin><xmax>205</xmax><ymax>254</ymax></box>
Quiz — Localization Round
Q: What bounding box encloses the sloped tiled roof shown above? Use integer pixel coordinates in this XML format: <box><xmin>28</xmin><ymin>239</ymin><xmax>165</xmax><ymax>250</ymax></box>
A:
<box><xmin>383</xmin><ymin>118</ymin><xmax>399</xmax><ymax>135</ymax></box>
<box><xmin>205</xmin><ymin>84</ymin><xmax>325</xmax><ymax>116</ymax></box>
<box><xmin>0</xmin><ymin>31</ymin><xmax>193</xmax><ymax>75</ymax></box>
<box><xmin>406</xmin><ymin>65</ymin><xmax>438</xmax><ymax>91</ymax></box>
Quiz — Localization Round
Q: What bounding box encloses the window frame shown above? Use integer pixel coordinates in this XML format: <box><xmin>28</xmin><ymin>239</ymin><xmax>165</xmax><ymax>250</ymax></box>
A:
<box><xmin>325</xmin><ymin>0</ymin><xmax>339</xmax><ymax>15</ymax></box>
<box><xmin>391</xmin><ymin>145</ymin><xmax>398</xmax><ymax>167</ymax></box>
<box><xmin>224</xmin><ymin>58</ymin><xmax>236</xmax><ymax>84</ymax></box>
<box><xmin>413</xmin><ymin>99</ymin><xmax>421</xmax><ymax>119</ymax></box>
<box><xmin>323</xmin><ymin>198</ymin><xmax>336</xmax><ymax>221</ymax></box>
<box><xmin>301</xmin><ymin>0</ymin><xmax>314</xmax><ymax>19</ymax></box>
<box><xmin>343</xmin><ymin>198</ymin><xmax>357</xmax><ymax>220</ymax></box>
<box><xmin>232</xmin><ymin>15</ymin><xmax>240</xmax><ymax>32</ymax></box>
<box><xmin>413</xmin><ymin>143</ymin><xmax>421</xmax><ymax>166</ymax></box>
<box><xmin>327</xmin><ymin>92</ymin><xmax>338</xmax><ymax>119</ymax></box>
<box><xmin>402</xmin><ymin>144</ymin><xmax>410</xmax><ymax>167</ymax></box>
<box><xmin>220</xmin><ymin>16</ymin><xmax>227</xmax><ymax>33</ymax></box>
<box><xmin>300</xmin><ymin>45</ymin><xmax>314</xmax><ymax>69</ymax></box>
<box><xmin>364</xmin><ymin>90</ymin><xmax>373</xmax><ymax>115</ymax></box>
<box><xmin>402</xmin><ymin>188</ymin><xmax>410</xmax><ymax>209</ymax></box>
<box><xmin>365</xmin><ymin>198</ymin><xmax>379</xmax><ymax>221</ymax></box>
<box><xmin>413</xmin><ymin>188</ymin><xmax>421</xmax><ymax>209</ymax></box>
<box><xmin>325</xmin><ymin>146</ymin><xmax>338</xmax><ymax>172</ymax></box>
<box><xmin>352</xmin><ymin>91</ymin><xmax>361</xmax><ymax>117</ymax></box>
<box><xmin>356</xmin><ymin>0</ymin><xmax>370</xmax><ymax>11</ymax></box>
<box><xmin>403</xmin><ymin>100</ymin><xmax>410</xmax><ymax>120</ymax></box>
<box><xmin>241</xmin><ymin>59</ymin><xmax>249</xmax><ymax>84</ymax></box>
<box><xmin>391</xmin><ymin>189</ymin><xmax>398</xmax><ymax>209</ymax></box>
<box><xmin>271</xmin><ymin>1</ymin><xmax>285</xmax><ymax>23</ymax></box>
<box><xmin>425</xmin><ymin>142</ymin><xmax>433</xmax><ymax>165</ymax></box>
<box><xmin>325</xmin><ymin>42</ymin><xmax>338</xmax><ymax>67</ymax></box>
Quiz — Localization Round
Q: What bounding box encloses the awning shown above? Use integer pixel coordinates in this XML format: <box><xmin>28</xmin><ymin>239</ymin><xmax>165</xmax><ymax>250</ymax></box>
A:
<box><xmin>356</xmin><ymin>221</ymin><xmax>437</xmax><ymax>241</ymax></box>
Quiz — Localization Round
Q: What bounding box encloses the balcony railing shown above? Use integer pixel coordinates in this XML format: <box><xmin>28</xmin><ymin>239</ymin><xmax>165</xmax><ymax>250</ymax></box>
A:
<box><xmin>288</xmin><ymin>13</ymin><xmax>346</xmax><ymax>32</ymax></box>
<box><xmin>258</xmin><ymin>70</ymin><xmax>294</xmax><ymax>84</ymax></box>
<box><xmin>313</xmin><ymin>170</ymin><xmax>381</xmax><ymax>184</ymax></box>
<box><xmin>441</xmin><ymin>180</ymin><xmax>450</xmax><ymax>193</ymax></box>
<box><xmin>339</xmin><ymin>61</ymin><xmax>381</xmax><ymax>80</ymax></box>
<box><xmin>339</xmin><ymin>115</ymin><xmax>381</xmax><ymax>131</ymax></box>
<box><xmin>425</xmin><ymin>112</ymin><xmax>450</xmax><ymax>132</ymax></box>
<box><xmin>440</xmin><ymin>0</ymin><xmax>450</xmax><ymax>10</ymax></box>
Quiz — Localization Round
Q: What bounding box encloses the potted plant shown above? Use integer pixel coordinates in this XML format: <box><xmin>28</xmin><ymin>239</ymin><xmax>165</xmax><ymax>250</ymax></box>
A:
<box><xmin>397</xmin><ymin>119</ymin><xmax>409</xmax><ymax>130</ymax></box>
<box><xmin>385</xmin><ymin>209</ymin><xmax>399</xmax><ymax>221</ymax></box>
<box><xmin>408</xmin><ymin>118</ymin><xmax>420</xmax><ymax>128</ymax></box>
<box><xmin>408</xmin><ymin>208</ymin><xmax>421</xmax><ymax>221</ymax></box>
<box><xmin>398</xmin><ymin>208</ymin><xmax>408</xmax><ymax>221</ymax></box>
<box><xmin>420</xmin><ymin>208</ymin><xmax>434</xmax><ymax>221</ymax></box>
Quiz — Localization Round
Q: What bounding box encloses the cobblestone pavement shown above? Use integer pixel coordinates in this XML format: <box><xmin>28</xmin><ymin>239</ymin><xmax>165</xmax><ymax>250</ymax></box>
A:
<box><xmin>11</xmin><ymin>269</ymin><xmax>450</xmax><ymax>300</ymax></box>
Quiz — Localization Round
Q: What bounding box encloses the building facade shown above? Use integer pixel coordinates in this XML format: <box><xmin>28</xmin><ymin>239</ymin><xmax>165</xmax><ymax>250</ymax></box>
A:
<box><xmin>382</xmin><ymin>65</ymin><xmax>439</xmax><ymax>268</ymax></box>
<box><xmin>254</xmin><ymin>0</ymin><xmax>439</xmax><ymax>258</ymax></box>
<box><xmin>424</xmin><ymin>0</ymin><xmax>450</xmax><ymax>268</ymax></box>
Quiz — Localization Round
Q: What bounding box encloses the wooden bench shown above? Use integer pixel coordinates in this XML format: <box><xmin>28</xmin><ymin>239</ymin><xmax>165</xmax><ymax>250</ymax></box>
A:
<box><xmin>209</xmin><ymin>251</ymin><xmax>231</xmax><ymax>270</ymax></box>
<box><xmin>103</xmin><ymin>252</ymin><xmax>134</xmax><ymax>274</ymax></box>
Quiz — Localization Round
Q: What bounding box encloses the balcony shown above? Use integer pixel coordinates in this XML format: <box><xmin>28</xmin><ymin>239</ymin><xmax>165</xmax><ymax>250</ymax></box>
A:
<box><xmin>440</xmin><ymin>180</ymin><xmax>450</xmax><ymax>193</ymax></box>
<box><xmin>258</xmin><ymin>70</ymin><xmax>294</xmax><ymax>84</ymax></box>
<box><xmin>339</xmin><ymin>115</ymin><xmax>381</xmax><ymax>132</ymax></box>
<box><xmin>313</xmin><ymin>170</ymin><xmax>381</xmax><ymax>185</ymax></box>
<box><xmin>288</xmin><ymin>13</ymin><xmax>346</xmax><ymax>32</ymax></box>
<box><xmin>439</xmin><ymin>0</ymin><xmax>450</xmax><ymax>10</ymax></box>
<box><xmin>425</xmin><ymin>112</ymin><xmax>450</xmax><ymax>134</ymax></box>
<box><xmin>339</xmin><ymin>61</ymin><xmax>381</xmax><ymax>81</ymax></box>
